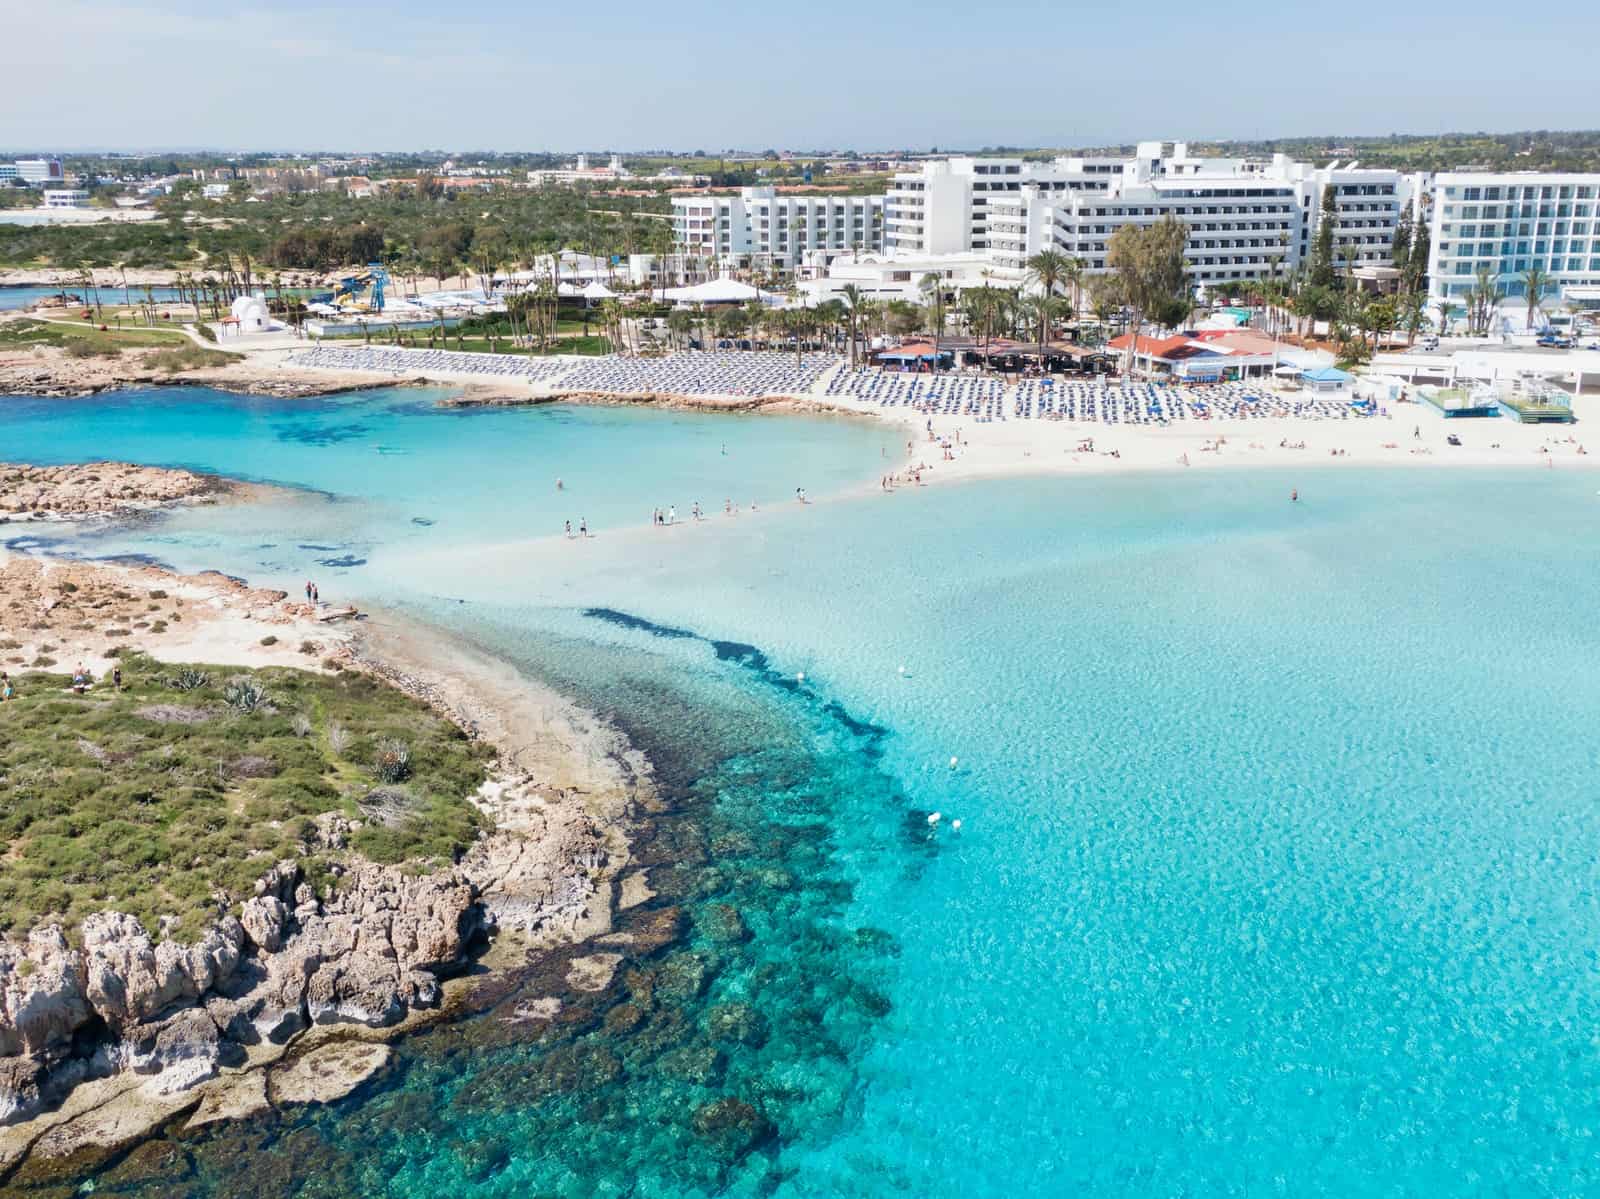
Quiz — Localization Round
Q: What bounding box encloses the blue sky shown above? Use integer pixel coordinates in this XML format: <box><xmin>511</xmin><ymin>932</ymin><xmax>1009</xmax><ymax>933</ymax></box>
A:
<box><xmin>4</xmin><ymin>0</ymin><xmax>1596</xmax><ymax>152</ymax></box>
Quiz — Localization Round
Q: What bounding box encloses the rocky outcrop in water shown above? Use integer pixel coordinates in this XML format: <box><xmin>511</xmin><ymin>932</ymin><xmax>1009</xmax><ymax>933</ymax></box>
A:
<box><xmin>0</xmin><ymin>858</ymin><xmax>479</xmax><ymax>1127</ymax></box>
<box><xmin>0</xmin><ymin>461</ymin><xmax>230</xmax><ymax>521</ymax></box>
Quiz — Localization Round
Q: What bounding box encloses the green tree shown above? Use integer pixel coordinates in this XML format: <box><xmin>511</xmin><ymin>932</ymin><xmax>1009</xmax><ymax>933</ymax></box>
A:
<box><xmin>840</xmin><ymin>283</ymin><xmax>866</xmax><ymax>366</ymax></box>
<box><xmin>1391</xmin><ymin>207</ymin><xmax>1413</xmax><ymax>277</ymax></box>
<box><xmin>1309</xmin><ymin>184</ymin><xmax>1338</xmax><ymax>288</ymax></box>
<box><xmin>1103</xmin><ymin>217</ymin><xmax>1190</xmax><ymax>374</ymax></box>
<box><xmin>1521</xmin><ymin>265</ymin><xmax>1549</xmax><ymax>331</ymax></box>
<box><xmin>919</xmin><ymin>272</ymin><xmax>945</xmax><ymax>372</ymax></box>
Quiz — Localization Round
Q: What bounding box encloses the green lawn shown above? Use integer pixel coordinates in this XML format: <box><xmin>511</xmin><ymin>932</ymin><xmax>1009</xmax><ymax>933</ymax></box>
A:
<box><xmin>0</xmin><ymin>653</ymin><xmax>491</xmax><ymax>942</ymax></box>
<box><xmin>0</xmin><ymin>316</ymin><xmax>191</xmax><ymax>353</ymax></box>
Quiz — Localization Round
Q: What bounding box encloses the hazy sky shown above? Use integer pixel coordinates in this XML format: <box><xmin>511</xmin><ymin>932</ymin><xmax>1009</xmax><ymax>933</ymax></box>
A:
<box><xmin>5</xmin><ymin>0</ymin><xmax>1596</xmax><ymax>152</ymax></box>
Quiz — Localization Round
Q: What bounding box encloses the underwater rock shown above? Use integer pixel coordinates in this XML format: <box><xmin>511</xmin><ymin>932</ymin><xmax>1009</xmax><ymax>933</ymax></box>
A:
<box><xmin>691</xmin><ymin>1096</ymin><xmax>774</xmax><ymax>1162</ymax></box>
<box><xmin>93</xmin><ymin>1136</ymin><xmax>194</xmax><ymax>1189</ymax></box>
<box><xmin>710</xmin><ymin>831</ymin><xmax>756</xmax><ymax>858</ymax></box>
<box><xmin>627</xmin><ymin>906</ymin><xmax>687</xmax><ymax>956</ymax></box>
<box><xmin>602</xmin><ymin>1002</ymin><xmax>645</xmax><ymax>1036</ymax></box>
<box><xmin>657</xmin><ymin>1044</ymin><xmax>726</xmax><ymax>1087</ymax></box>
<box><xmin>565</xmin><ymin>953</ymin><xmax>623</xmax><ymax>994</ymax></box>
<box><xmin>456</xmin><ymin>1135</ymin><xmax>511</xmax><ymax>1183</ymax></box>
<box><xmin>700</xmin><ymin>905</ymin><xmax>750</xmax><ymax>945</ymax></box>
<box><xmin>705</xmin><ymin>1003</ymin><xmax>770</xmax><ymax>1048</ymax></box>
<box><xmin>852</xmin><ymin>927</ymin><xmax>902</xmax><ymax>957</ymax></box>
<box><xmin>267</xmin><ymin>1041</ymin><xmax>392</xmax><ymax>1107</ymax></box>
<box><xmin>526</xmin><ymin>1043</ymin><xmax>623</xmax><ymax>1097</ymax></box>
<box><xmin>655</xmin><ymin>953</ymin><xmax>713</xmax><ymax>1005</ymax></box>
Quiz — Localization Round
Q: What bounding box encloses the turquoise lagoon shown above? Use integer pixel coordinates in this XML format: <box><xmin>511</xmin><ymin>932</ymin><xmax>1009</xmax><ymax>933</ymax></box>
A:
<box><xmin>5</xmin><ymin>386</ymin><xmax>1600</xmax><ymax>1196</ymax></box>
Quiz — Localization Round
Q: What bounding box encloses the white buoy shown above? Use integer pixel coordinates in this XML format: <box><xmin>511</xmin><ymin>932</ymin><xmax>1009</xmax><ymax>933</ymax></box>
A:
<box><xmin>796</xmin><ymin>671</ymin><xmax>806</xmax><ymax>683</ymax></box>
<box><xmin>897</xmin><ymin>665</ymin><xmax>906</xmax><ymax>675</ymax></box>
<box><xmin>949</xmin><ymin>756</ymin><xmax>959</xmax><ymax>769</ymax></box>
<box><xmin>951</xmin><ymin>819</ymin><xmax>962</xmax><ymax>833</ymax></box>
<box><xmin>927</xmin><ymin>812</ymin><xmax>942</xmax><ymax>826</ymax></box>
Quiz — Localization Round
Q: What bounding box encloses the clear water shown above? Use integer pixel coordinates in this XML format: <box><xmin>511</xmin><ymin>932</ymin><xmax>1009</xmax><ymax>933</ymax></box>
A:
<box><xmin>0</xmin><ymin>284</ymin><xmax>186</xmax><ymax>310</ymax></box>
<box><xmin>6</xmin><ymin>387</ymin><xmax>1600</xmax><ymax>1197</ymax></box>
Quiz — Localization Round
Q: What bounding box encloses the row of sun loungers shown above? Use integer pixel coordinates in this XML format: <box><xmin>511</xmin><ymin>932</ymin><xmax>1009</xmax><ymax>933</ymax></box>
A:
<box><xmin>285</xmin><ymin>348</ymin><xmax>1374</xmax><ymax>424</ymax></box>
<box><xmin>829</xmin><ymin>369</ymin><xmax>1374</xmax><ymax>424</ymax></box>
<box><xmin>287</xmin><ymin>346</ymin><xmax>573</xmax><ymax>382</ymax></box>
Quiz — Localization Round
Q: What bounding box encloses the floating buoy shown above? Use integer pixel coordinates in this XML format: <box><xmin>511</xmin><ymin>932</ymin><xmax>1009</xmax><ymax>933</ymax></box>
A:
<box><xmin>951</xmin><ymin>819</ymin><xmax>962</xmax><ymax>833</ymax></box>
<box><xmin>927</xmin><ymin>812</ymin><xmax>942</xmax><ymax>826</ymax></box>
<box><xmin>796</xmin><ymin>672</ymin><xmax>805</xmax><ymax>683</ymax></box>
<box><xmin>897</xmin><ymin>664</ymin><xmax>906</xmax><ymax>675</ymax></box>
<box><xmin>949</xmin><ymin>756</ymin><xmax>959</xmax><ymax>769</ymax></box>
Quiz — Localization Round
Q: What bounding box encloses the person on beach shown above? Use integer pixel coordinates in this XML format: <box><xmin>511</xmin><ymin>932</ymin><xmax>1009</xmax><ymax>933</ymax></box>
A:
<box><xmin>565</xmin><ymin>520</ymin><xmax>572</xmax><ymax>539</ymax></box>
<box><xmin>1291</xmin><ymin>489</ymin><xmax>1299</xmax><ymax>502</ymax></box>
<box><xmin>579</xmin><ymin>517</ymin><xmax>588</xmax><ymax>537</ymax></box>
<box><xmin>1</xmin><ymin>672</ymin><xmax>11</xmax><ymax>702</ymax></box>
<box><xmin>668</xmin><ymin>504</ymin><xmax>677</xmax><ymax>525</ymax></box>
<box><xmin>113</xmin><ymin>665</ymin><xmax>122</xmax><ymax>690</ymax></box>
<box><xmin>312</xmin><ymin>583</ymin><xmax>319</xmax><ymax>604</ymax></box>
<box><xmin>305</xmin><ymin>580</ymin><xmax>313</xmax><ymax>602</ymax></box>
<box><xmin>556</xmin><ymin>477</ymin><xmax>563</xmax><ymax>490</ymax></box>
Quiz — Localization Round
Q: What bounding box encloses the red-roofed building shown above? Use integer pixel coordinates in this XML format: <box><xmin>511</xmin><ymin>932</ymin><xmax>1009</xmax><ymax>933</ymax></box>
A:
<box><xmin>1109</xmin><ymin>331</ymin><xmax>1282</xmax><ymax>380</ymax></box>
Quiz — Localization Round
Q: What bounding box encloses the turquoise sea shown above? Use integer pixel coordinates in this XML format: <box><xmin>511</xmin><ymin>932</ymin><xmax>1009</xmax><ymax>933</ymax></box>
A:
<box><xmin>0</xmin><ymin>284</ymin><xmax>187</xmax><ymax>310</ymax></box>
<box><xmin>5</xmin><ymin>386</ymin><xmax>1600</xmax><ymax>1197</ymax></box>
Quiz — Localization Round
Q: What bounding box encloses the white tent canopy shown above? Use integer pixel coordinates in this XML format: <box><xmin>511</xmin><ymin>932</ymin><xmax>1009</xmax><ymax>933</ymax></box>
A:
<box><xmin>660</xmin><ymin>277</ymin><xmax>768</xmax><ymax>305</ymax></box>
<box><xmin>581</xmin><ymin>281</ymin><xmax>617</xmax><ymax>300</ymax></box>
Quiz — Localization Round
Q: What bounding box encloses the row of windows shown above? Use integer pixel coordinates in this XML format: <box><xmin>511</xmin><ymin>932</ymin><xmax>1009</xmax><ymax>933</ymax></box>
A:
<box><xmin>1448</xmin><ymin>184</ymin><xmax>1599</xmax><ymax>201</ymax></box>
<box><xmin>1449</xmin><ymin>221</ymin><xmax>1595</xmax><ymax>238</ymax></box>
<box><xmin>1445</xmin><ymin>204</ymin><xmax>1596</xmax><ymax>221</ymax></box>
<box><xmin>1445</xmin><ymin>238</ymin><xmax>1600</xmax><ymax>256</ymax></box>
<box><xmin>1449</xmin><ymin>259</ymin><xmax>1600</xmax><ymax>274</ymax></box>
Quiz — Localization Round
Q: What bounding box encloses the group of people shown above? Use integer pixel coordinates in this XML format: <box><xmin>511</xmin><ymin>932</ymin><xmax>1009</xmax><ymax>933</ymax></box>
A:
<box><xmin>302</xmin><ymin>580</ymin><xmax>321</xmax><ymax>604</ymax></box>
<box><xmin>563</xmin><ymin>518</ymin><xmax>591</xmax><ymax>538</ymax></box>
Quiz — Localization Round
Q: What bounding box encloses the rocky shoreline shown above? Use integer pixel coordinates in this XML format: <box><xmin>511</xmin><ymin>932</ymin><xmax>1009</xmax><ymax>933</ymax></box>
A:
<box><xmin>0</xmin><ymin>535</ymin><xmax>646</xmax><ymax>1182</ymax></box>
<box><xmin>0</xmin><ymin>461</ymin><xmax>243</xmax><ymax>524</ymax></box>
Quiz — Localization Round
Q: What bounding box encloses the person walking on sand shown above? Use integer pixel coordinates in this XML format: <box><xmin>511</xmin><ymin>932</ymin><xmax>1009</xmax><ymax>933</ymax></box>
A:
<box><xmin>668</xmin><ymin>504</ymin><xmax>677</xmax><ymax>525</ymax></box>
<box><xmin>579</xmin><ymin>517</ymin><xmax>588</xmax><ymax>537</ymax></box>
<box><xmin>311</xmin><ymin>583</ymin><xmax>319</xmax><ymax>604</ymax></box>
<box><xmin>565</xmin><ymin>520</ymin><xmax>572</xmax><ymax>539</ymax></box>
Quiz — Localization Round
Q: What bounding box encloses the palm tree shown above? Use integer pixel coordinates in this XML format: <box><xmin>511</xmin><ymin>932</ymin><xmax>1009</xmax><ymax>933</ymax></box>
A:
<box><xmin>840</xmin><ymin>283</ymin><xmax>866</xmax><ymax>366</ymax></box>
<box><xmin>919</xmin><ymin>273</ymin><xmax>944</xmax><ymax>373</ymax></box>
<box><xmin>1521</xmin><ymin>265</ymin><xmax>1549</xmax><ymax>332</ymax></box>
<box><xmin>1436</xmin><ymin>300</ymin><xmax>1457</xmax><ymax>336</ymax></box>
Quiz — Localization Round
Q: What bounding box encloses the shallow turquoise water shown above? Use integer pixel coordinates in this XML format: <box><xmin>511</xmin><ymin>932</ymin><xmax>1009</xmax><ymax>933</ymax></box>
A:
<box><xmin>7</xmin><ymin>388</ymin><xmax>1600</xmax><ymax>1196</ymax></box>
<box><xmin>0</xmin><ymin>284</ymin><xmax>186</xmax><ymax>310</ymax></box>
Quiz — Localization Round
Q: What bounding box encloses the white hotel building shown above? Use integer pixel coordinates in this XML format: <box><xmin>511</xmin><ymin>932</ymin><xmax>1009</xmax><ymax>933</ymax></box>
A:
<box><xmin>673</xmin><ymin>143</ymin><xmax>1417</xmax><ymax>302</ymax></box>
<box><xmin>888</xmin><ymin>143</ymin><xmax>1410</xmax><ymax>292</ymax></box>
<box><xmin>1423</xmin><ymin>171</ymin><xmax>1600</xmax><ymax>317</ymax></box>
<box><xmin>671</xmin><ymin>186</ymin><xmax>886</xmax><ymax>271</ymax></box>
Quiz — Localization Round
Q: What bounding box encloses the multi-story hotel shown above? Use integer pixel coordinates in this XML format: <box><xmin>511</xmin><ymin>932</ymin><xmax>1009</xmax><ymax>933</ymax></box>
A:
<box><xmin>1423</xmin><ymin>171</ymin><xmax>1600</xmax><ymax>316</ymax></box>
<box><xmin>676</xmin><ymin>144</ymin><xmax>1413</xmax><ymax>299</ymax></box>
<box><xmin>891</xmin><ymin>143</ymin><xmax>1409</xmax><ymax>292</ymax></box>
<box><xmin>670</xmin><ymin>186</ymin><xmax>886</xmax><ymax>271</ymax></box>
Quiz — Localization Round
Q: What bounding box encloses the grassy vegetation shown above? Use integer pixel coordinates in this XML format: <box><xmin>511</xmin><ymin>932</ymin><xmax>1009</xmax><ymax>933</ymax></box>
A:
<box><xmin>0</xmin><ymin>653</ymin><xmax>491</xmax><ymax>942</ymax></box>
<box><xmin>441</xmin><ymin>334</ymin><xmax>613</xmax><ymax>357</ymax></box>
<box><xmin>0</xmin><ymin>316</ymin><xmax>191</xmax><ymax>355</ymax></box>
<box><xmin>143</xmin><ymin>343</ymin><xmax>244</xmax><ymax>370</ymax></box>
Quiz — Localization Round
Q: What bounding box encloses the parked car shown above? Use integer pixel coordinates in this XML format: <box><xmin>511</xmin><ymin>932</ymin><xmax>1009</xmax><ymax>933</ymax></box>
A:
<box><xmin>1420</xmin><ymin>336</ymin><xmax>1440</xmax><ymax>351</ymax></box>
<box><xmin>1537</xmin><ymin>333</ymin><xmax>1574</xmax><ymax>349</ymax></box>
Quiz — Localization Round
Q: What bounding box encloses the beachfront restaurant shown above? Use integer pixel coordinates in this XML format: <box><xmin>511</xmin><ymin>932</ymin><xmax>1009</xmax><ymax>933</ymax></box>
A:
<box><xmin>873</xmin><ymin>342</ymin><xmax>954</xmax><ymax>371</ymax></box>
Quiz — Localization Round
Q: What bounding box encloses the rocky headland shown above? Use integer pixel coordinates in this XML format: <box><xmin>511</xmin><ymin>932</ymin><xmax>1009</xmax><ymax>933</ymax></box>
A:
<box><xmin>0</xmin><ymin>534</ymin><xmax>644</xmax><ymax>1181</ymax></box>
